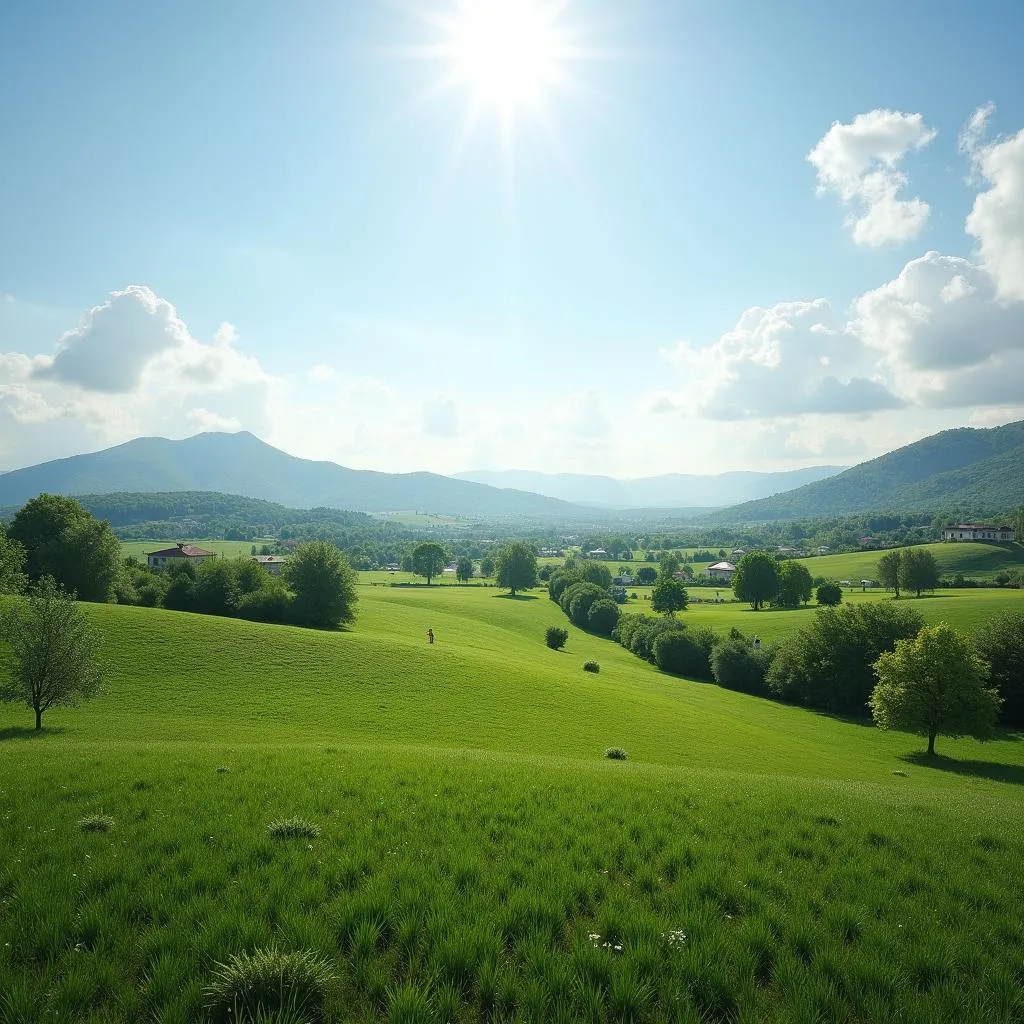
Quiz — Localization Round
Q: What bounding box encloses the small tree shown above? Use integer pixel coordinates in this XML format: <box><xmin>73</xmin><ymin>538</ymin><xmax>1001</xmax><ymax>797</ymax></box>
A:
<box><xmin>816</xmin><ymin>581</ymin><xmax>843</xmax><ymax>607</ymax></box>
<box><xmin>775</xmin><ymin>561</ymin><xmax>813</xmax><ymax>609</ymax></box>
<box><xmin>732</xmin><ymin>552</ymin><xmax>779</xmax><ymax>611</ymax></box>
<box><xmin>545</xmin><ymin>626</ymin><xmax>568</xmax><ymax>650</ymax></box>
<box><xmin>651</xmin><ymin>576</ymin><xmax>689</xmax><ymax>616</ymax></box>
<box><xmin>587</xmin><ymin>598</ymin><xmax>621</xmax><ymax>637</ymax></box>
<box><xmin>877</xmin><ymin>549</ymin><xmax>903</xmax><ymax>599</ymax></box>
<box><xmin>636</xmin><ymin>566</ymin><xmax>656</xmax><ymax>586</ymax></box>
<box><xmin>658</xmin><ymin>552</ymin><xmax>681</xmax><ymax>578</ymax></box>
<box><xmin>479</xmin><ymin>555</ymin><xmax>495</xmax><ymax>578</ymax></box>
<box><xmin>495</xmin><ymin>542</ymin><xmax>538</xmax><ymax>596</ymax></box>
<box><xmin>974</xmin><ymin>610</ymin><xmax>1024</xmax><ymax>727</ymax></box>
<box><xmin>412</xmin><ymin>542</ymin><xmax>449</xmax><ymax>585</ymax></box>
<box><xmin>899</xmin><ymin>548</ymin><xmax>939</xmax><ymax>597</ymax></box>
<box><xmin>284</xmin><ymin>541</ymin><xmax>358</xmax><ymax>628</ymax></box>
<box><xmin>871</xmin><ymin>623</ymin><xmax>1001</xmax><ymax>756</ymax></box>
<box><xmin>456</xmin><ymin>557</ymin><xmax>474</xmax><ymax>584</ymax></box>
<box><xmin>0</xmin><ymin>577</ymin><xmax>104</xmax><ymax>730</ymax></box>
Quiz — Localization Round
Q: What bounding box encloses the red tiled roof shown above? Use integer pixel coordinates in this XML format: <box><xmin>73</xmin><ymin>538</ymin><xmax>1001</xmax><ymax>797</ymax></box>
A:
<box><xmin>146</xmin><ymin>545</ymin><xmax>217</xmax><ymax>558</ymax></box>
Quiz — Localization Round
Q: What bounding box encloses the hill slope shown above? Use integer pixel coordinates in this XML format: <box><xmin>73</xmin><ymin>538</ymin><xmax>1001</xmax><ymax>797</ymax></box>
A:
<box><xmin>0</xmin><ymin>432</ymin><xmax>587</xmax><ymax>519</ymax></box>
<box><xmin>456</xmin><ymin>465</ymin><xmax>844</xmax><ymax>507</ymax></box>
<box><xmin>712</xmin><ymin>420</ymin><xmax>1024</xmax><ymax>521</ymax></box>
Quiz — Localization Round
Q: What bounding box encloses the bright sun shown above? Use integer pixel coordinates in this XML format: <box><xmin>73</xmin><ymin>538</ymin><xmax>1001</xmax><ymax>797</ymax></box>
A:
<box><xmin>446</xmin><ymin>0</ymin><xmax>566</xmax><ymax>113</ymax></box>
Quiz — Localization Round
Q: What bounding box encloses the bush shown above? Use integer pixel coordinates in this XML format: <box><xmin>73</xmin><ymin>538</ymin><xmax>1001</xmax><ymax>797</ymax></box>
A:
<box><xmin>604</xmin><ymin>747</ymin><xmax>627</xmax><ymax>760</ymax></box>
<box><xmin>583</xmin><ymin>661</ymin><xmax>600</xmax><ymax>673</ymax></box>
<box><xmin>816</xmin><ymin>581</ymin><xmax>843</xmax><ymax>607</ymax></box>
<box><xmin>78</xmin><ymin>814</ymin><xmax>114</xmax><ymax>833</ymax></box>
<box><xmin>652</xmin><ymin>628</ymin><xmax>716</xmax><ymax>681</ymax></box>
<box><xmin>566</xmin><ymin>583</ymin><xmax>607</xmax><ymax>628</ymax></box>
<box><xmin>613</xmin><ymin>614</ymin><xmax>679</xmax><ymax>663</ymax></box>
<box><xmin>204</xmin><ymin>947</ymin><xmax>334</xmax><ymax>1024</ymax></box>
<box><xmin>267</xmin><ymin>818</ymin><xmax>321</xmax><ymax>841</ymax></box>
<box><xmin>237</xmin><ymin>580</ymin><xmax>293</xmax><ymax>624</ymax></box>
<box><xmin>974</xmin><ymin>610</ymin><xmax>1024</xmax><ymax>726</ymax></box>
<box><xmin>711</xmin><ymin>638</ymin><xmax>773</xmax><ymax>695</ymax></box>
<box><xmin>545</xmin><ymin>626</ymin><xmax>569</xmax><ymax>650</ymax></box>
<box><xmin>548</xmin><ymin>569</ymin><xmax>584</xmax><ymax>604</ymax></box>
<box><xmin>587</xmin><ymin>598</ymin><xmax>621</xmax><ymax>637</ymax></box>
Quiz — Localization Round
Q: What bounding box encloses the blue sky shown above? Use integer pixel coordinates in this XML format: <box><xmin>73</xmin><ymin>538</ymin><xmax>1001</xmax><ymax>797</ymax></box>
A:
<box><xmin>2</xmin><ymin>0</ymin><xmax>1023</xmax><ymax>477</ymax></box>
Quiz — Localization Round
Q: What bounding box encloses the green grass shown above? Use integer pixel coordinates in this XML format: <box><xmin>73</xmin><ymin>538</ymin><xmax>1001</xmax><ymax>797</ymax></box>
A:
<box><xmin>2</xmin><ymin>586</ymin><xmax>1024</xmax><ymax>1022</ymax></box>
<box><xmin>804</xmin><ymin>541</ymin><xmax>1024</xmax><ymax>582</ymax></box>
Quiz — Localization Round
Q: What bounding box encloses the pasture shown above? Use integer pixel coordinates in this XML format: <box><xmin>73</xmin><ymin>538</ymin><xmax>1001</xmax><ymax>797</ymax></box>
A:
<box><xmin>120</xmin><ymin>539</ymin><xmax>263</xmax><ymax>562</ymax></box>
<box><xmin>2</xmin><ymin>585</ymin><xmax>1024</xmax><ymax>1022</ymax></box>
<box><xmin>802</xmin><ymin>541</ymin><xmax>1024</xmax><ymax>583</ymax></box>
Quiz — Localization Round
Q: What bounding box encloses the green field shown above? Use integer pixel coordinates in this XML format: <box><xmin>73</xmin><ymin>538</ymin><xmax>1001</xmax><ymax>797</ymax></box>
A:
<box><xmin>3</xmin><ymin>586</ymin><xmax>1024</xmax><ymax>1022</ymax></box>
<box><xmin>804</xmin><ymin>541</ymin><xmax>1024</xmax><ymax>582</ymax></box>
<box><xmin>120</xmin><ymin>539</ymin><xmax>264</xmax><ymax>561</ymax></box>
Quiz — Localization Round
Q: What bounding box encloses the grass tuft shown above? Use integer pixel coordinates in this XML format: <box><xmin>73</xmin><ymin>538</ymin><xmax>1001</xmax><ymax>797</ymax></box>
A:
<box><xmin>267</xmin><ymin>818</ymin><xmax>321</xmax><ymax>841</ymax></box>
<box><xmin>203</xmin><ymin>947</ymin><xmax>334</xmax><ymax>1023</ymax></box>
<box><xmin>78</xmin><ymin>814</ymin><xmax>114</xmax><ymax>833</ymax></box>
<box><xmin>604</xmin><ymin>747</ymin><xmax>628</xmax><ymax>761</ymax></box>
<box><xmin>583</xmin><ymin>661</ymin><xmax>601</xmax><ymax>673</ymax></box>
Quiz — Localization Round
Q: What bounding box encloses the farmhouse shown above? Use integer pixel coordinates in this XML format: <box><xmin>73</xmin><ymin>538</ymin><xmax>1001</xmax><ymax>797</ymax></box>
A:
<box><xmin>146</xmin><ymin>543</ymin><xmax>217</xmax><ymax>570</ymax></box>
<box><xmin>941</xmin><ymin>524</ymin><xmax>1015</xmax><ymax>542</ymax></box>
<box><xmin>706</xmin><ymin>560</ymin><xmax>737</xmax><ymax>581</ymax></box>
<box><xmin>252</xmin><ymin>555</ymin><xmax>288</xmax><ymax>575</ymax></box>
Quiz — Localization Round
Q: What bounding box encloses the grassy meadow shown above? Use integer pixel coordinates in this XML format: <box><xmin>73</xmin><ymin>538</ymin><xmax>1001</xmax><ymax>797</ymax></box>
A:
<box><xmin>120</xmin><ymin>539</ymin><xmax>265</xmax><ymax>561</ymax></box>
<box><xmin>2</xmin><ymin>585</ymin><xmax>1024</xmax><ymax>1022</ymax></box>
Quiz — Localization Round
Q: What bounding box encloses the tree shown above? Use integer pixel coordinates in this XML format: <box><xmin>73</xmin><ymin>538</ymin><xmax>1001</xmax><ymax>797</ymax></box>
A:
<box><xmin>871</xmin><ymin>623</ymin><xmax>1001</xmax><ymax>756</ymax></box>
<box><xmin>653</xmin><ymin>628</ymin><xmax>716</xmax><ymax>680</ymax></box>
<box><xmin>545</xmin><ymin>626</ymin><xmax>568</xmax><ymax>650</ymax></box>
<box><xmin>9</xmin><ymin>494</ymin><xmax>122</xmax><ymax>602</ymax></box>
<box><xmin>587</xmin><ymin>598</ymin><xmax>621</xmax><ymax>637</ymax></box>
<box><xmin>495</xmin><ymin>542</ymin><xmax>538</xmax><ymax>596</ymax></box>
<box><xmin>479</xmin><ymin>555</ymin><xmax>495</xmax><ymax>578</ymax></box>
<box><xmin>636</xmin><ymin>566</ymin><xmax>657</xmax><ymax>586</ymax></box>
<box><xmin>0</xmin><ymin>529</ymin><xmax>27</xmax><ymax>595</ymax></box>
<box><xmin>456</xmin><ymin>557</ymin><xmax>474</xmax><ymax>584</ymax></box>
<box><xmin>711</xmin><ymin>638</ymin><xmax>772</xmax><ymax>696</ymax></box>
<box><xmin>651</xmin><ymin>576</ymin><xmax>689</xmax><ymax>616</ymax></box>
<box><xmin>573</xmin><ymin>559</ymin><xmax>612</xmax><ymax>590</ymax></box>
<box><xmin>732</xmin><ymin>552</ymin><xmax>780</xmax><ymax>611</ymax></box>
<box><xmin>815</xmin><ymin>581</ymin><xmax>843</xmax><ymax>607</ymax></box>
<box><xmin>899</xmin><ymin>548</ymin><xmax>939</xmax><ymax>597</ymax></box>
<box><xmin>284</xmin><ymin>541</ymin><xmax>358</xmax><ymax>628</ymax></box>
<box><xmin>775</xmin><ymin>561</ymin><xmax>813</xmax><ymax>609</ymax></box>
<box><xmin>877</xmin><ymin>549</ymin><xmax>903</xmax><ymax>598</ymax></box>
<box><xmin>412</xmin><ymin>542</ymin><xmax>449</xmax><ymax>585</ymax></box>
<box><xmin>564</xmin><ymin>582</ymin><xmax>606</xmax><ymax>628</ymax></box>
<box><xmin>974</xmin><ymin>611</ymin><xmax>1024</xmax><ymax>727</ymax></box>
<box><xmin>658</xmin><ymin>552</ymin><xmax>681</xmax><ymax>578</ymax></box>
<box><xmin>0</xmin><ymin>577</ymin><xmax>104</xmax><ymax>730</ymax></box>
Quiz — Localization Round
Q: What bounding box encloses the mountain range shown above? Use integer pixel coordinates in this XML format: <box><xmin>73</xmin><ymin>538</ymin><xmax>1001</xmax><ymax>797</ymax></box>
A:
<box><xmin>711</xmin><ymin>420</ymin><xmax>1024</xmax><ymax>522</ymax></box>
<box><xmin>455</xmin><ymin>467</ymin><xmax>844</xmax><ymax>508</ymax></box>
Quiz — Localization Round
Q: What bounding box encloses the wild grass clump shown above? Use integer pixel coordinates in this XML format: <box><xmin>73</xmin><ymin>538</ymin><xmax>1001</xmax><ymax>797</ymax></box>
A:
<box><xmin>545</xmin><ymin>626</ymin><xmax>568</xmax><ymax>650</ymax></box>
<box><xmin>267</xmin><ymin>818</ymin><xmax>321</xmax><ymax>841</ymax></box>
<box><xmin>203</xmin><ymin>947</ymin><xmax>334</xmax><ymax>1023</ymax></box>
<box><xmin>583</xmin><ymin>661</ymin><xmax>600</xmax><ymax>673</ymax></box>
<box><xmin>78</xmin><ymin>814</ymin><xmax>114</xmax><ymax>833</ymax></box>
<box><xmin>604</xmin><ymin>747</ymin><xmax>628</xmax><ymax>760</ymax></box>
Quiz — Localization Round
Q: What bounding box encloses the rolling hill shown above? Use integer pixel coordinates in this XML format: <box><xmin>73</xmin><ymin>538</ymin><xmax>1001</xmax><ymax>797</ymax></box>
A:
<box><xmin>456</xmin><ymin>465</ymin><xmax>844</xmax><ymax>507</ymax></box>
<box><xmin>0</xmin><ymin>432</ymin><xmax>588</xmax><ymax>519</ymax></box>
<box><xmin>711</xmin><ymin>420</ymin><xmax>1024</xmax><ymax>522</ymax></box>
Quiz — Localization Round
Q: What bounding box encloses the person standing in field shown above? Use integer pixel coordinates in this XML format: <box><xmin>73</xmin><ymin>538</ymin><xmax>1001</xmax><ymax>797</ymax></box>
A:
<box><xmin>427</xmin><ymin>628</ymin><xmax>434</xmax><ymax>644</ymax></box>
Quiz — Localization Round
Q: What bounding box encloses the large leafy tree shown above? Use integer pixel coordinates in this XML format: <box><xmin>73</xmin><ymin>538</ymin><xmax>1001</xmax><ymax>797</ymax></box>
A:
<box><xmin>871</xmin><ymin>623</ymin><xmax>1001</xmax><ymax>756</ymax></box>
<box><xmin>284</xmin><ymin>541</ymin><xmax>358</xmax><ymax>628</ymax></box>
<box><xmin>974</xmin><ymin>610</ymin><xmax>1024</xmax><ymax>727</ymax></box>
<box><xmin>411</xmin><ymin>542</ymin><xmax>449</xmax><ymax>585</ymax></box>
<box><xmin>0</xmin><ymin>576</ymin><xmax>104</xmax><ymax>730</ymax></box>
<box><xmin>899</xmin><ymin>548</ymin><xmax>939</xmax><ymax>597</ymax></box>
<box><xmin>495</xmin><ymin>542</ymin><xmax>538</xmax><ymax>596</ymax></box>
<box><xmin>9</xmin><ymin>494</ymin><xmax>122</xmax><ymax>602</ymax></box>
<box><xmin>455</xmin><ymin>557</ymin><xmax>474</xmax><ymax>584</ymax></box>
<box><xmin>651</xmin><ymin>576</ymin><xmax>689</xmax><ymax>616</ymax></box>
<box><xmin>732</xmin><ymin>552</ymin><xmax>779</xmax><ymax>611</ymax></box>
<box><xmin>775</xmin><ymin>560</ymin><xmax>813</xmax><ymax>609</ymax></box>
<box><xmin>877</xmin><ymin>549</ymin><xmax>903</xmax><ymax>598</ymax></box>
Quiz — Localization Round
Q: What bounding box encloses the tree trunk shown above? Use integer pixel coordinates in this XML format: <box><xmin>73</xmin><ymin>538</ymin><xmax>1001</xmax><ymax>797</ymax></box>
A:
<box><xmin>35</xmin><ymin>707</ymin><xmax>42</xmax><ymax>731</ymax></box>
<box><xmin>927</xmin><ymin>731</ymin><xmax>936</xmax><ymax>756</ymax></box>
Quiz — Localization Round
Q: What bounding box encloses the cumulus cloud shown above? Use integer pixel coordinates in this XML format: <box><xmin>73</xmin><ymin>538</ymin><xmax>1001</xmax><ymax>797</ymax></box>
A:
<box><xmin>959</xmin><ymin>101</ymin><xmax>996</xmax><ymax>163</ymax></box>
<box><xmin>186</xmin><ymin>408</ymin><xmax>243</xmax><ymax>432</ymax></box>
<box><xmin>422</xmin><ymin>396</ymin><xmax>460</xmax><ymax>438</ymax></box>
<box><xmin>965</xmin><ymin>125</ymin><xmax>1024</xmax><ymax>301</ymax></box>
<box><xmin>663</xmin><ymin>299</ymin><xmax>902</xmax><ymax>420</ymax></box>
<box><xmin>808</xmin><ymin>109</ymin><xmax>937</xmax><ymax>246</ymax></box>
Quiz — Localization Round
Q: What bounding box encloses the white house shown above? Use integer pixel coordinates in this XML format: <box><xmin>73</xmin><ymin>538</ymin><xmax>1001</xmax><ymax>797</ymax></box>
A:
<box><xmin>941</xmin><ymin>524</ymin><xmax>1015</xmax><ymax>542</ymax></box>
<box><xmin>706</xmin><ymin>560</ymin><xmax>737</xmax><ymax>581</ymax></box>
<box><xmin>146</xmin><ymin>543</ymin><xmax>218</xmax><ymax>570</ymax></box>
<box><xmin>252</xmin><ymin>555</ymin><xmax>288</xmax><ymax>576</ymax></box>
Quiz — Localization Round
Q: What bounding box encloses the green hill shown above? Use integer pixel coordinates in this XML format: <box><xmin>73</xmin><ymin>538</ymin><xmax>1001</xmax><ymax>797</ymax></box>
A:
<box><xmin>713</xmin><ymin>420</ymin><xmax>1024</xmax><ymax>521</ymax></box>
<box><xmin>3</xmin><ymin>588</ymin><xmax>1024</xmax><ymax>1022</ymax></box>
<box><xmin>0</xmin><ymin>431</ymin><xmax>587</xmax><ymax>519</ymax></box>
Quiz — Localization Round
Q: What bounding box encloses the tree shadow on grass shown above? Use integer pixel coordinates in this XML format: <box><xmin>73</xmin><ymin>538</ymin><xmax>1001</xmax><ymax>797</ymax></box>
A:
<box><xmin>0</xmin><ymin>725</ymin><xmax>66</xmax><ymax>742</ymax></box>
<box><xmin>493</xmin><ymin>593</ymin><xmax>539</xmax><ymax>601</ymax></box>
<box><xmin>901</xmin><ymin>750</ymin><xmax>1024</xmax><ymax>785</ymax></box>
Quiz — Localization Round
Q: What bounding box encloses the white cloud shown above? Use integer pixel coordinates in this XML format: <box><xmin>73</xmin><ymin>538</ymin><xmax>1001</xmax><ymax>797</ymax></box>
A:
<box><xmin>422</xmin><ymin>396</ymin><xmax>459</xmax><ymax>438</ymax></box>
<box><xmin>959</xmin><ymin>101</ymin><xmax>996</xmax><ymax>162</ymax></box>
<box><xmin>186</xmin><ymin>408</ymin><xmax>243</xmax><ymax>433</ymax></box>
<box><xmin>808</xmin><ymin>109</ymin><xmax>937</xmax><ymax>246</ymax></box>
<box><xmin>965</xmin><ymin>125</ymin><xmax>1024</xmax><ymax>301</ymax></box>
